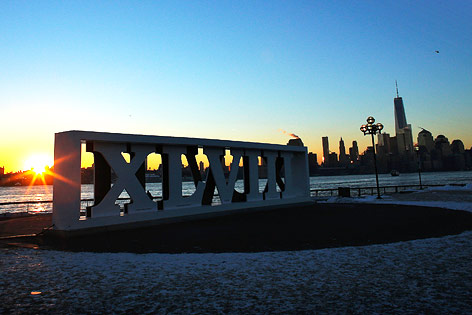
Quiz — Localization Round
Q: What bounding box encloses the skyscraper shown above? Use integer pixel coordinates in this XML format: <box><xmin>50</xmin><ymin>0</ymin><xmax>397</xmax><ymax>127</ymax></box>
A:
<box><xmin>339</xmin><ymin>137</ymin><xmax>348</xmax><ymax>165</ymax></box>
<box><xmin>322</xmin><ymin>136</ymin><xmax>329</xmax><ymax>165</ymax></box>
<box><xmin>394</xmin><ymin>82</ymin><xmax>414</xmax><ymax>155</ymax></box>
<box><xmin>377</xmin><ymin>133</ymin><xmax>392</xmax><ymax>154</ymax></box>
<box><xmin>307</xmin><ymin>152</ymin><xmax>318</xmax><ymax>175</ymax></box>
<box><xmin>339</xmin><ymin>137</ymin><xmax>345</xmax><ymax>156</ymax></box>
<box><xmin>394</xmin><ymin>81</ymin><xmax>408</xmax><ymax>134</ymax></box>
<box><xmin>349</xmin><ymin>141</ymin><xmax>359</xmax><ymax>163</ymax></box>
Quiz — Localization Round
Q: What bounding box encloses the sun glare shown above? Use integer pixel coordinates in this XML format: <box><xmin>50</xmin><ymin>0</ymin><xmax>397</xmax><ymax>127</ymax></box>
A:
<box><xmin>24</xmin><ymin>154</ymin><xmax>53</xmax><ymax>173</ymax></box>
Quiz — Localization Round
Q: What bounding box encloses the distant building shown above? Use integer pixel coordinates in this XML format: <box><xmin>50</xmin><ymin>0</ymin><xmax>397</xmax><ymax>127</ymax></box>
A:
<box><xmin>394</xmin><ymin>81</ymin><xmax>407</xmax><ymax>133</ymax></box>
<box><xmin>328</xmin><ymin>152</ymin><xmax>338</xmax><ymax>166</ymax></box>
<box><xmin>307</xmin><ymin>152</ymin><xmax>318</xmax><ymax>175</ymax></box>
<box><xmin>451</xmin><ymin>140</ymin><xmax>465</xmax><ymax>154</ymax></box>
<box><xmin>397</xmin><ymin>126</ymin><xmax>414</xmax><ymax>154</ymax></box>
<box><xmin>339</xmin><ymin>138</ymin><xmax>348</xmax><ymax>165</ymax></box>
<box><xmin>451</xmin><ymin>140</ymin><xmax>466</xmax><ymax>170</ymax></box>
<box><xmin>418</xmin><ymin>129</ymin><xmax>434</xmax><ymax>152</ymax></box>
<box><xmin>322</xmin><ymin>136</ymin><xmax>329</xmax><ymax>165</ymax></box>
<box><xmin>287</xmin><ymin>138</ymin><xmax>304</xmax><ymax>147</ymax></box>
<box><xmin>394</xmin><ymin>98</ymin><xmax>408</xmax><ymax>134</ymax></box>
<box><xmin>377</xmin><ymin>133</ymin><xmax>392</xmax><ymax>154</ymax></box>
<box><xmin>389</xmin><ymin>136</ymin><xmax>399</xmax><ymax>155</ymax></box>
<box><xmin>349</xmin><ymin>141</ymin><xmax>359</xmax><ymax>163</ymax></box>
<box><xmin>435</xmin><ymin>135</ymin><xmax>452</xmax><ymax>157</ymax></box>
<box><xmin>393</xmin><ymin>83</ymin><xmax>414</xmax><ymax>155</ymax></box>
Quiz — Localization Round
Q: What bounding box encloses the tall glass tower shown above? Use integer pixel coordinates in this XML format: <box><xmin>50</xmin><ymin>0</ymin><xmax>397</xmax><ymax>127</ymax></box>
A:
<box><xmin>394</xmin><ymin>81</ymin><xmax>414</xmax><ymax>154</ymax></box>
<box><xmin>394</xmin><ymin>81</ymin><xmax>408</xmax><ymax>134</ymax></box>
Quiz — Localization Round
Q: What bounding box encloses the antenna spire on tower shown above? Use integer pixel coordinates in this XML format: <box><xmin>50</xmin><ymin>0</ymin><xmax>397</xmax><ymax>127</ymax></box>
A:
<box><xmin>395</xmin><ymin>80</ymin><xmax>399</xmax><ymax>97</ymax></box>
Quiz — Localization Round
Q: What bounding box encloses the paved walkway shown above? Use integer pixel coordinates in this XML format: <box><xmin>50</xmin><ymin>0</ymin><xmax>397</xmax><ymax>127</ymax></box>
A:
<box><xmin>0</xmin><ymin>214</ymin><xmax>52</xmax><ymax>238</ymax></box>
<box><xmin>317</xmin><ymin>185</ymin><xmax>472</xmax><ymax>213</ymax></box>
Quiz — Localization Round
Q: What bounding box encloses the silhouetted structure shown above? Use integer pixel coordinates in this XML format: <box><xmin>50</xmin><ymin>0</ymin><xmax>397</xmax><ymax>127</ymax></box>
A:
<box><xmin>349</xmin><ymin>141</ymin><xmax>359</xmax><ymax>164</ymax></box>
<box><xmin>328</xmin><ymin>152</ymin><xmax>338</xmax><ymax>166</ymax></box>
<box><xmin>394</xmin><ymin>81</ymin><xmax>408</xmax><ymax>133</ymax></box>
<box><xmin>394</xmin><ymin>83</ymin><xmax>414</xmax><ymax>157</ymax></box>
<box><xmin>339</xmin><ymin>138</ymin><xmax>348</xmax><ymax>166</ymax></box>
<box><xmin>418</xmin><ymin>128</ymin><xmax>434</xmax><ymax>152</ymax></box>
<box><xmin>307</xmin><ymin>152</ymin><xmax>318</xmax><ymax>175</ymax></box>
<box><xmin>322</xmin><ymin>136</ymin><xmax>329</xmax><ymax>166</ymax></box>
<box><xmin>413</xmin><ymin>131</ymin><xmax>471</xmax><ymax>172</ymax></box>
<box><xmin>287</xmin><ymin>138</ymin><xmax>304</xmax><ymax>147</ymax></box>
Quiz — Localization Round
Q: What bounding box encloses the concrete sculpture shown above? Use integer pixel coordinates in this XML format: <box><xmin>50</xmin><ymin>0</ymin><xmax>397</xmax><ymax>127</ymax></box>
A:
<box><xmin>52</xmin><ymin>131</ymin><xmax>310</xmax><ymax>233</ymax></box>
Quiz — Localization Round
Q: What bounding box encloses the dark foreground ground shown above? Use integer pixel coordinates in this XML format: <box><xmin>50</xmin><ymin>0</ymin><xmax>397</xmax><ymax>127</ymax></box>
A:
<box><xmin>1</xmin><ymin>203</ymin><xmax>472</xmax><ymax>253</ymax></box>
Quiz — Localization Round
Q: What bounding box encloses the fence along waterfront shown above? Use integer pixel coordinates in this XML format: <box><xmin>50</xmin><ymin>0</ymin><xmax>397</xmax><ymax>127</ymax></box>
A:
<box><xmin>0</xmin><ymin>184</ymin><xmax>441</xmax><ymax>217</ymax></box>
<box><xmin>52</xmin><ymin>131</ymin><xmax>310</xmax><ymax>232</ymax></box>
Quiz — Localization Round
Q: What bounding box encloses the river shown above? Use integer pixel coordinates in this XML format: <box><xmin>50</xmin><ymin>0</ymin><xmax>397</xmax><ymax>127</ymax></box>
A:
<box><xmin>1</xmin><ymin>170</ymin><xmax>471</xmax><ymax>215</ymax></box>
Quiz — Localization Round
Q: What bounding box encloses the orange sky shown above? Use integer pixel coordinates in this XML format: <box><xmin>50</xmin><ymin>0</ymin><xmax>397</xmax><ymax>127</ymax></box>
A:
<box><xmin>2</xmin><ymin>131</ymin><xmax>471</xmax><ymax>174</ymax></box>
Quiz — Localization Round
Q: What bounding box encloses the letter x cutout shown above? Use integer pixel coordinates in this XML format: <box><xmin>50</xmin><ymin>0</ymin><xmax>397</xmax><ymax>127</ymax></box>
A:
<box><xmin>91</xmin><ymin>143</ymin><xmax>156</xmax><ymax>217</ymax></box>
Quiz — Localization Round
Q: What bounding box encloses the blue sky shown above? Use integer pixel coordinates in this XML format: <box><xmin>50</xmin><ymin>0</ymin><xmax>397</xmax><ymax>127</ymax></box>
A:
<box><xmin>1</xmin><ymin>1</ymin><xmax>471</xmax><ymax>172</ymax></box>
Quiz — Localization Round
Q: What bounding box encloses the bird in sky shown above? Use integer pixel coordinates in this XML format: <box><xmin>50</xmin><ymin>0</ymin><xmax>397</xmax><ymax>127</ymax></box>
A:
<box><xmin>435</xmin><ymin>50</ymin><xmax>440</xmax><ymax>53</ymax></box>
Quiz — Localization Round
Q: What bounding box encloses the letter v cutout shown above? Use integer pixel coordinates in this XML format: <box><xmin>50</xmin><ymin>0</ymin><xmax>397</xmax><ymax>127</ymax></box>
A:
<box><xmin>91</xmin><ymin>143</ymin><xmax>156</xmax><ymax>217</ymax></box>
<box><xmin>205</xmin><ymin>148</ymin><xmax>243</xmax><ymax>204</ymax></box>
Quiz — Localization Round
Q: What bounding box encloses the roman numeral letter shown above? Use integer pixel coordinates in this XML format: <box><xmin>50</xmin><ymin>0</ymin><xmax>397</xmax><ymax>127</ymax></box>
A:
<box><xmin>89</xmin><ymin>143</ymin><xmax>156</xmax><ymax>217</ymax></box>
<box><xmin>161</xmin><ymin>145</ymin><xmax>206</xmax><ymax>209</ymax></box>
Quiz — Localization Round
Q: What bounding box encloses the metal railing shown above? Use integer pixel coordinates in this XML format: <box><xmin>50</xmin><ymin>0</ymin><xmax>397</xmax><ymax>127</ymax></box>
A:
<box><xmin>310</xmin><ymin>184</ymin><xmax>444</xmax><ymax>198</ymax></box>
<box><xmin>0</xmin><ymin>183</ymin><xmax>455</xmax><ymax>216</ymax></box>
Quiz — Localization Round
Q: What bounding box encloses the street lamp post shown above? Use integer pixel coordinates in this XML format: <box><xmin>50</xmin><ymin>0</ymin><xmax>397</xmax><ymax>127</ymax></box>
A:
<box><xmin>360</xmin><ymin>116</ymin><xmax>383</xmax><ymax>199</ymax></box>
<box><xmin>414</xmin><ymin>145</ymin><xmax>423</xmax><ymax>190</ymax></box>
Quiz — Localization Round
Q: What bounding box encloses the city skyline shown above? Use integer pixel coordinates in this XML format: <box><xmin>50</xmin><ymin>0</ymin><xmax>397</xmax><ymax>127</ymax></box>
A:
<box><xmin>2</xmin><ymin>114</ymin><xmax>469</xmax><ymax>174</ymax></box>
<box><xmin>1</xmin><ymin>80</ymin><xmax>471</xmax><ymax>173</ymax></box>
<box><xmin>1</xmin><ymin>1</ymin><xmax>471</xmax><ymax>173</ymax></box>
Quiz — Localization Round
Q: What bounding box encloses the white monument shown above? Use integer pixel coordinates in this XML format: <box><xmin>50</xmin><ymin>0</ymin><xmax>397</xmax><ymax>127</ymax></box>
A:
<box><xmin>52</xmin><ymin>131</ymin><xmax>311</xmax><ymax>234</ymax></box>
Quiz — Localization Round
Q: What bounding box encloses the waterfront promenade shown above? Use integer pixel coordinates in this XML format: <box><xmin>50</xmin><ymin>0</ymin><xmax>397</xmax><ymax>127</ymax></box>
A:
<box><xmin>318</xmin><ymin>184</ymin><xmax>472</xmax><ymax>212</ymax></box>
<box><xmin>1</xmin><ymin>187</ymin><xmax>472</xmax><ymax>313</ymax></box>
<box><xmin>1</xmin><ymin>189</ymin><xmax>472</xmax><ymax>313</ymax></box>
<box><xmin>1</xmin><ymin>185</ymin><xmax>472</xmax><ymax>251</ymax></box>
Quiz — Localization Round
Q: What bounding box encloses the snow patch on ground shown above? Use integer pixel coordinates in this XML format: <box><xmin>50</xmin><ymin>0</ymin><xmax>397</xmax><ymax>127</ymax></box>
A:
<box><xmin>2</xmin><ymin>183</ymin><xmax>472</xmax><ymax>313</ymax></box>
<box><xmin>424</xmin><ymin>183</ymin><xmax>472</xmax><ymax>191</ymax></box>
<box><xmin>323</xmin><ymin>195</ymin><xmax>472</xmax><ymax>212</ymax></box>
<box><xmin>321</xmin><ymin>183</ymin><xmax>472</xmax><ymax>213</ymax></box>
<box><xmin>2</xmin><ymin>232</ymin><xmax>472</xmax><ymax>313</ymax></box>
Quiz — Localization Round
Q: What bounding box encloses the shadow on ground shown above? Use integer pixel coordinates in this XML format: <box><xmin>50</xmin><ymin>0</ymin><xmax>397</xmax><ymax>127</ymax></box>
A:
<box><xmin>25</xmin><ymin>203</ymin><xmax>472</xmax><ymax>253</ymax></box>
